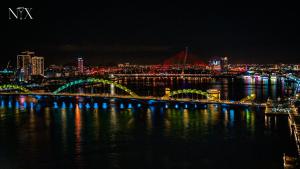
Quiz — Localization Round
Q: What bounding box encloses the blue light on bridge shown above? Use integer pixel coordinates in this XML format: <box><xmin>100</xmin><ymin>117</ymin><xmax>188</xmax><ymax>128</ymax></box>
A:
<box><xmin>15</xmin><ymin>102</ymin><xmax>19</xmax><ymax>108</ymax></box>
<box><xmin>23</xmin><ymin>102</ymin><xmax>27</xmax><ymax>109</ymax></box>
<box><xmin>54</xmin><ymin>102</ymin><xmax>58</xmax><ymax>109</ymax></box>
<box><xmin>128</xmin><ymin>103</ymin><xmax>133</xmax><ymax>109</ymax></box>
<box><xmin>62</xmin><ymin>102</ymin><xmax>66</xmax><ymax>109</ymax></box>
<box><xmin>35</xmin><ymin>95</ymin><xmax>42</xmax><ymax>100</ymax></box>
<box><xmin>194</xmin><ymin>104</ymin><xmax>197</xmax><ymax>108</ymax></box>
<box><xmin>148</xmin><ymin>100</ymin><xmax>156</xmax><ymax>105</ymax></box>
<box><xmin>230</xmin><ymin>109</ymin><xmax>235</xmax><ymax>124</ymax></box>
<box><xmin>102</xmin><ymin>103</ymin><xmax>108</xmax><ymax>109</ymax></box>
<box><xmin>85</xmin><ymin>103</ymin><xmax>91</xmax><ymax>109</ymax></box>
<box><xmin>184</xmin><ymin>104</ymin><xmax>188</xmax><ymax>109</ymax></box>
<box><xmin>69</xmin><ymin>103</ymin><xmax>73</xmax><ymax>109</ymax></box>
<box><xmin>30</xmin><ymin>102</ymin><xmax>34</xmax><ymax>109</ymax></box>
<box><xmin>222</xmin><ymin>108</ymin><xmax>227</xmax><ymax>113</ymax></box>
<box><xmin>165</xmin><ymin>104</ymin><xmax>168</xmax><ymax>109</ymax></box>
<box><xmin>79</xmin><ymin>103</ymin><xmax>83</xmax><ymax>109</ymax></box>
<box><xmin>94</xmin><ymin>103</ymin><xmax>99</xmax><ymax>109</ymax></box>
<box><xmin>175</xmin><ymin>104</ymin><xmax>179</xmax><ymax>109</ymax></box>
<box><xmin>1</xmin><ymin>100</ymin><xmax>4</xmax><ymax>108</ymax></box>
<box><xmin>137</xmin><ymin>103</ymin><xmax>141</xmax><ymax>108</ymax></box>
<box><xmin>8</xmin><ymin>101</ymin><xmax>12</xmax><ymax>108</ymax></box>
<box><xmin>221</xmin><ymin>104</ymin><xmax>229</xmax><ymax>107</ymax></box>
<box><xmin>120</xmin><ymin>103</ymin><xmax>124</xmax><ymax>109</ymax></box>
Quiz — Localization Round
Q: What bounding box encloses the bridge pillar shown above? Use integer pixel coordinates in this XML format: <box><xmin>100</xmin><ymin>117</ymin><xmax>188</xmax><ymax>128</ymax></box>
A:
<box><xmin>109</xmin><ymin>74</ymin><xmax>116</xmax><ymax>96</ymax></box>
<box><xmin>110</xmin><ymin>83</ymin><xmax>115</xmax><ymax>96</ymax></box>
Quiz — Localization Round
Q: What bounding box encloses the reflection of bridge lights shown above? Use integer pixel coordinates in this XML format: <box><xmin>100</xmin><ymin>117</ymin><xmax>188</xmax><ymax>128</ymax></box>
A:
<box><xmin>69</xmin><ymin>103</ymin><xmax>73</xmax><ymax>108</ymax></box>
<box><xmin>102</xmin><ymin>103</ymin><xmax>107</xmax><ymax>109</ymax></box>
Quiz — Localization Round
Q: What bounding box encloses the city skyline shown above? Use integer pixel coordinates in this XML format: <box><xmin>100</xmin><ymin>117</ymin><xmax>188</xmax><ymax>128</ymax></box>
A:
<box><xmin>4</xmin><ymin>1</ymin><xmax>300</xmax><ymax>66</ymax></box>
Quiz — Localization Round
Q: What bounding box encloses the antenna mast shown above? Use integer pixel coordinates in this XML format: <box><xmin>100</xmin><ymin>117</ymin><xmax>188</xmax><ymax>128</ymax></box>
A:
<box><xmin>181</xmin><ymin>46</ymin><xmax>188</xmax><ymax>75</ymax></box>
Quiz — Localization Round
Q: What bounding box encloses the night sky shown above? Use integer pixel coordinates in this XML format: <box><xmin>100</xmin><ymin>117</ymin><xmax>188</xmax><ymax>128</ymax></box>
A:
<box><xmin>3</xmin><ymin>0</ymin><xmax>300</xmax><ymax>67</ymax></box>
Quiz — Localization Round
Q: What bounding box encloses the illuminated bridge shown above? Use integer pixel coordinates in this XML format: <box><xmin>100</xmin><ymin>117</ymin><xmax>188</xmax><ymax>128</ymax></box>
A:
<box><xmin>0</xmin><ymin>78</ymin><xmax>263</xmax><ymax>107</ymax></box>
<box><xmin>286</xmin><ymin>74</ymin><xmax>300</xmax><ymax>95</ymax></box>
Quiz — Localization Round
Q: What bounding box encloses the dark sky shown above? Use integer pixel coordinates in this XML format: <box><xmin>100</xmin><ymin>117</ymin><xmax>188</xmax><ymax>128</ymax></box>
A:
<box><xmin>3</xmin><ymin>0</ymin><xmax>300</xmax><ymax>67</ymax></box>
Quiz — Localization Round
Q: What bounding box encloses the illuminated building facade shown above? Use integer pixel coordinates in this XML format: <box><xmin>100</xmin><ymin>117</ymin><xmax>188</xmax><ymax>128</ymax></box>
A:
<box><xmin>32</xmin><ymin>56</ymin><xmax>44</xmax><ymax>76</ymax></box>
<box><xmin>78</xmin><ymin>57</ymin><xmax>84</xmax><ymax>74</ymax></box>
<box><xmin>17</xmin><ymin>51</ymin><xmax>34</xmax><ymax>82</ymax></box>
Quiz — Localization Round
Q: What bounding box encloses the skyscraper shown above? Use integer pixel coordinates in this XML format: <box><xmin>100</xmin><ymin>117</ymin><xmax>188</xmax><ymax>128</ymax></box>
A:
<box><xmin>32</xmin><ymin>56</ymin><xmax>44</xmax><ymax>76</ymax></box>
<box><xmin>17</xmin><ymin>51</ymin><xmax>34</xmax><ymax>82</ymax></box>
<box><xmin>221</xmin><ymin>57</ymin><xmax>229</xmax><ymax>72</ymax></box>
<box><xmin>78</xmin><ymin>57</ymin><xmax>84</xmax><ymax>74</ymax></box>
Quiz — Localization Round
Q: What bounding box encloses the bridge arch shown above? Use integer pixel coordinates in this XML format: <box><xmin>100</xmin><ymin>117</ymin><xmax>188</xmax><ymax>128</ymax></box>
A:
<box><xmin>168</xmin><ymin>89</ymin><xmax>208</xmax><ymax>98</ymax></box>
<box><xmin>53</xmin><ymin>78</ymin><xmax>137</xmax><ymax>96</ymax></box>
<box><xmin>0</xmin><ymin>84</ymin><xmax>31</xmax><ymax>93</ymax></box>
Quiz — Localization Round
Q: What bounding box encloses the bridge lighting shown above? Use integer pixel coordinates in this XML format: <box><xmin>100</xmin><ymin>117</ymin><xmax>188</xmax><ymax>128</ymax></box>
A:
<box><xmin>137</xmin><ymin>103</ymin><xmax>141</xmax><ymax>108</ymax></box>
<box><xmin>78</xmin><ymin>103</ymin><xmax>83</xmax><ymax>109</ymax></box>
<box><xmin>85</xmin><ymin>103</ymin><xmax>91</xmax><ymax>109</ymax></box>
<box><xmin>175</xmin><ymin>104</ymin><xmax>179</xmax><ymax>109</ymax></box>
<box><xmin>23</xmin><ymin>102</ymin><xmax>27</xmax><ymax>108</ymax></box>
<box><xmin>62</xmin><ymin>102</ymin><xmax>66</xmax><ymax>109</ymax></box>
<box><xmin>30</xmin><ymin>102</ymin><xmax>34</xmax><ymax>109</ymax></box>
<box><xmin>230</xmin><ymin>109</ymin><xmax>235</xmax><ymax>122</ymax></box>
<box><xmin>128</xmin><ymin>103</ymin><xmax>133</xmax><ymax>109</ymax></box>
<box><xmin>165</xmin><ymin>104</ymin><xmax>168</xmax><ymax>109</ymax></box>
<box><xmin>15</xmin><ymin>101</ymin><xmax>19</xmax><ymax>108</ymax></box>
<box><xmin>94</xmin><ymin>103</ymin><xmax>99</xmax><ymax>109</ymax></box>
<box><xmin>69</xmin><ymin>103</ymin><xmax>73</xmax><ymax>109</ymax></box>
<box><xmin>185</xmin><ymin>104</ymin><xmax>188</xmax><ymax>109</ymax></box>
<box><xmin>120</xmin><ymin>103</ymin><xmax>124</xmax><ymax>109</ymax></box>
<box><xmin>102</xmin><ymin>103</ymin><xmax>108</xmax><ymax>109</ymax></box>
<box><xmin>1</xmin><ymin>100</ymin><xmax>4</xmax><ymax>108</ymax></box>
<box><xmin>194</xmin><ymin>104</ymin><xmax>197</xmax><ymax>108</ymax></box>
<box><xmin>53</xmin><ymin>102</ymin><xmax>58</xmax><ymax>109</ymax></box>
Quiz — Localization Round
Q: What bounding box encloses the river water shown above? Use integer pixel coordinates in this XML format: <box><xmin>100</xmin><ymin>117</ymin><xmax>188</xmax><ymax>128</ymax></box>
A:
<box><xmin>0</xmin><ymin>77</ymin><xmax>297</xmax><ymax>169</ymax></box>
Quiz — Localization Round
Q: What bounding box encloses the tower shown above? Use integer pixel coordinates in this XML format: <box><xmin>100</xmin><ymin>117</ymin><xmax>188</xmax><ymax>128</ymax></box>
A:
<box><xmin>78</xmin><ymin>57</ymin><xmax>84</xmax><ymax>74</ymax></box>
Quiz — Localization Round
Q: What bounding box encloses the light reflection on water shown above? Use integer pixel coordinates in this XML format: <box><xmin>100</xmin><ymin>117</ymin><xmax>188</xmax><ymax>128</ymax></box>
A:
<box><xmin>0</xmin><ymin>95</ymin><xmax>295</xmax><ymax>169</ymax></box>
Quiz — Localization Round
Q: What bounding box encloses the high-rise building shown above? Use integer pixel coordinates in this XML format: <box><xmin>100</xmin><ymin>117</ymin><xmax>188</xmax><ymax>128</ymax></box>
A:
<box><xmin>209</xmin><ymin>57</ymin><xmax>221</xmax><ymax>71</ymax></box>
<box><xmin>78</xmin><ymin>57</ymin><xmax>84</xmax><ymax>73</ymax></box>
<box><xmin>221</xmin><ymin>57</ymin><xmax>229</xmax><ymax>72</ymax></box>
<box><xmin>32</xmin><ymin>56</ymin><xmax>44</xmax><ymax>76</ymax></box>
<box><xmin>17</xmin><ymin>51</ymin><xmax>34</xmax><ymax>82</ymax></box>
